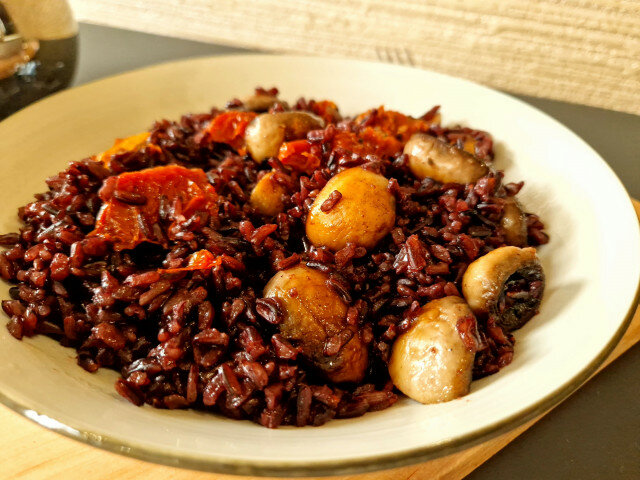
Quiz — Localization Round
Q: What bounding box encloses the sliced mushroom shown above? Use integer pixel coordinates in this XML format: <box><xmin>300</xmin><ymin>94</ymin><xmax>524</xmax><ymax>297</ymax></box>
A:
<box><xmin>245</xmin><ymin>112</ymin><xmax>324</xmax><ymax>162</ymax></box>
<box><xmin>305</xmin><ymin>167</ymin><xmax>396</xmax><ymax>251</ymax></box>
<box><xmin>403</xmin><ymin>132</ymin><xmax>489</xmax><ymax>184</ymax></box>
<box><xmin>389</xmin><ymin>296</ymin><xmax>479</xmax><ymax>404</ymax></box>
<box><xmin>462</xmin><ymin>246</ymin><xmax>545</xmax><ymax>331</ymax></box>
<box><xmin>249</xmin><ymin>171</ymin><xmax>287</xmax><ymax>216</ymax></box>
<box><xmin>500</xmin><ymin>197</ymin><xmax>528</xmax><ymax>247</ymax></box>
<box><xmin>263</xmin><ymin>265</ymin><xmax>368</xmax><ymax>383</ymax></box>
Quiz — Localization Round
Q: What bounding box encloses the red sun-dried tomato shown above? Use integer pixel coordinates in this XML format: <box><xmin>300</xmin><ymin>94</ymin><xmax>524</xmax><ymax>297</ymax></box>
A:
<box><xmin>160</xmin><ymin>250</ymin><xmax>221</xmax><ymax>273</ymax></box>
<box><xmin>309</xmin><ymin>100</ymin><xmax>341</xmax><ymax>124</ymax></box>
<box><xmin>95</xmin><ymin>132</ymin><xmax>157</xmax><ymax>167</ymax></box>
<box><xmin>90</xmin><ymin>165</ymin><xmax>218</xmax><ymax>251</ymax></box>
<box><xmin>351</xmin><ymin>106</ymin><xmax>437</xmax><ymax>157</ymax></box>
<box><xmin>198</xmin><ymin>111</ymin><xmax>257</xmax><ymax>152</ymax></box>
<box><xmin>277</xmin><ymin>140</ymin><xmax>322</xmax><ymax>174</ymax></box>
<box><xmin>355</xmin><ymin>107</ymin><xmax>435</xmax><ymax>140</ymax></box>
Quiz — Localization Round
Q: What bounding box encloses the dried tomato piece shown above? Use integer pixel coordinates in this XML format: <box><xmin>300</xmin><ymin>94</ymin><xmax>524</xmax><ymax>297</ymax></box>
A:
<box><xmin>327</xmin><ymin>107</ymin><xmax>437</xmax><ymax>159</ymax></box>
<box><xmin>95</xmin><ymin>132</ymin><xmax>153</xmax><ymax>166</ymax></box>
<box><xmin>330</xmin><ymin>129</ymin><xmax>399</xmax><ymax>158</ymax></box>
<box><xmin>351</xmin><ymin>106</ymin><xmax>437</xmax><ymax>157</ymax></box>
<box><xmin>277</xmin><ymin>140</ymin><xmax>322</xmax><ymax>174</ymax></box>
<box><xmin>356</xmin><ymin>107</ymin><xmax>434</xmax><ymax>140</ymax></box>
<box><xmin>90</xmin><ymin>165</ymin><xmax>218</xmax><ymax>251</ymax></box>
<box><xmin>357</xmin><ymin>128</ymin><xmax>404</xmax><ymax>157</ymax></box>
<box><xmin>309</xmin><ymin>100</ymin><xmax>341</xmax><ymax>124</ymax></box>
<box><xmin>198</xmin><ymin>111</ymin><xmax>258</xmax><ymax>152</ymax></box>
<box><xmin>331</xmin><ymin>130</ymin><xmax>363</xmax><ymax>155</ymax></box>
<box><xmin>160</xmin><ymin>250</ymin><xmax>221</xmax><ymax>273</ymax></box>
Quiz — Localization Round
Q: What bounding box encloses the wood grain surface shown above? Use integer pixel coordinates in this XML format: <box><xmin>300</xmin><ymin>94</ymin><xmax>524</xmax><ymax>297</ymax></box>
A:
<box><xmin>67</xmin><ymin>0</ymin><xmax>640</xmax><ymax>115</ymax></box>
<box><xmin>2</xmin><ymin>199</ymin><xmax>640</xmax><ymax>480</ymax></box>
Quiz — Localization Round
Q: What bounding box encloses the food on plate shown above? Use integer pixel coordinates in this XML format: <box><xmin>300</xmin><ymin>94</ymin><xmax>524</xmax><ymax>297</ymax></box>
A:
<box><xmin>305</xmin><ymin>166</ymin><xmax>396</xmax><ymax>251</ymax></box>
<box><xmin>0</xmin><ymin>87</ymin><xmax>547</xmax><ymax>427</ymax></box>
<box><xmin>389</xmin><ymin>296</ymin><xmax>478</xmax><ymax>404</ymax></box>
<box><xmin>462</xmin><ymin>246</ymin><xmax>545</xmax><ymax>332</ymax></box>
<box><xmin>244</xmin><ymin>111</ymin><xmax>324</xmax><ymax>162</ymax></box>
<box><xmin>404</xmin><ymin>132</ymin><xmax>490</xmax><ymax>184</ymax></box>
<box><xmin>499</xmin><ymin>197</ymin><xmax>528</xmax><ymax>247</ymax></box>
<box><xmin>263</xmin><ymin>265</ymin><xmax>368</xmax><ymax>383</ymax></box>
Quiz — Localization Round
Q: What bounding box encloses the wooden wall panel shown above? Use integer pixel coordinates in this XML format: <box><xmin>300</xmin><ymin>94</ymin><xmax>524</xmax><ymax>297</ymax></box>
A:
<box><xmin>68</xmin><ymin>1</ymin><xmax>640</xmax><ymax>115</ymax></box>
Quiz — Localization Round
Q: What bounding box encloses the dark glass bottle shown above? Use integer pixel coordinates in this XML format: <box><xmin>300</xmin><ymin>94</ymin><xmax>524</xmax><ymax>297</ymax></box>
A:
<box><xmin>0</xmin><ymin>0</ymin><xmax>78</xmax><ymax>120</ymax></box>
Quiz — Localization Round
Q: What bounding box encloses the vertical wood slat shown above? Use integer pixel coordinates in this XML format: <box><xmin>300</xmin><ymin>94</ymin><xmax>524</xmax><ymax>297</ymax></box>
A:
<box><xmin>68</xmin><ymin>0</ymin><xmax>640</xmax><ymax>115</ymax></box>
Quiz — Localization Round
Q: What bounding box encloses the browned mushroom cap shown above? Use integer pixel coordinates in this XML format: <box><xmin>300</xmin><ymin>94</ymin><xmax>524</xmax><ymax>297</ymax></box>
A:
<box><xmin>389</xmin><ymin>296</ymin><xmax>479</xmax><ymax>404</ymax></box>
<box><xmin>305</xmin><ymin>167</ymin><xmax>396</xmax><ymax>251</ymax></box>
<box><xmin>240</xmin><ymin>92</ymin><xmax>280</xmax><ymax>112</ymax></box>
<box><xmin>403</xmin><ymin>132</ymin><xmax>489</xmax><ymax>184</ymax></box>
<box><xmin>500</xmin><ymin>197</ymin><xmax>528</xmax><ymax>247</ymax></box>
<box><xmin>245</xmin><ymin>112</ymin><xmax>324</xmax><ymax>162</ymax></box>
<box><xmin>263</xmin><ymin>265</ymin><xmax>368</xmax><ymax>383</ymax></box>
<box><xmin>462</xmin><ymin>246</ymin><xmax>545</xmax><ymax>331</ymax></box>
<box><xmin>249</xmin><ymin>171</ymin><xmax>287</xmax><ymax>216</ymax></box>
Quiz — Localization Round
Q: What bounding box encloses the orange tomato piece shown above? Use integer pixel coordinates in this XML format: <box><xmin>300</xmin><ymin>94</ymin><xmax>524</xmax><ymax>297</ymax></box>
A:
<box><xmin>160</xmin><ymin>250</ymin><xmax>222</xmax><ymax>273</ymax></box>
<box><xmin>331</xmin><ymin>129</ymin><xmax>400</xmax><ymax>158</ymax></box>
<box><xmin>90</xmin><ymin>165</ymin><xmax>218</xmax><ymax>251</ymax></box>
<box><xmin>327</xmin><ymin>107</ymin><xmax>437</xmax><ymax>159</ymax></box>
<box><xmin>95</xmin><ymin>132</ymin><xmax>151</xmax><ymax>166</ymax></box>
<box><xmin>277</xmin><ymin>140</ymin><xmax>322</xmax><ymax>174</ymax></box>
<box><xmin>357</xmin><ymin>128</ymin><xmax>404</xmax><ymax>157</ymax></box>
<box><xmin>201</xmin><ymin>111</ymin><xmax>258</xmax><ymax>152</ymax></box>
<box><xmin>331</xmin><ymin>131</ymin><xmax>370</xmax><ymax>156</ymax></box>
<box><xmin>309</xmin><ymin>100</ymin><xmax>341</xmax><ymax>124</ymax></box>
<box><xmin>356</xmin><ymin>107</ymin><xmax>432</xmax><ymax>138</ymax></box>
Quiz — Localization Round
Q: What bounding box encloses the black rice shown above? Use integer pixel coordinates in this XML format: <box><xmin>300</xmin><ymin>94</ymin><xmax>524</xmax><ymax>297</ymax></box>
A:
<box><xmin>0</xmin><ymin>90</ymin><xmax>547</xmax><ymax>427</ymax></box>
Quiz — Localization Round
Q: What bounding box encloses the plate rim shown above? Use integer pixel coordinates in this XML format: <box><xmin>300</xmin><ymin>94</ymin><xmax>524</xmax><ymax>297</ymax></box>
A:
<box><xmin>1</xmin><ymin>53</ymin><xmax>639</xmax><ymax>477</ymax></box>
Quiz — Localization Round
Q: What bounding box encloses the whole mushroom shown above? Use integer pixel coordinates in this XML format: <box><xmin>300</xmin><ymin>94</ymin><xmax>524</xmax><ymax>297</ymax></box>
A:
<box><xmin>462</xmin><ymin>246</ymin><xmax>545</xmax><ymax>332</ymax></box>
<box><xmin>389</xmin><ymin>296</ymin><xmax>480</xmax><ymax>404</ymax></box>
<box><xmin>263</xmin><ymin>264</ymin><xmax>368</xmax><ymax>383</ymax></box>
<box><xmin>306</xmin><ymin>167</ymin><xmax>396</xmax><ymax>251</ymax></box>
<box><xmin>403</xmin><ymin>132</ymin><xmax>489</xmax><ymax>184</ymax></box>
<box><xmin>245</xmin><ymin>112</ymin><xmax>324</xmax><ymax>162</ymax></box>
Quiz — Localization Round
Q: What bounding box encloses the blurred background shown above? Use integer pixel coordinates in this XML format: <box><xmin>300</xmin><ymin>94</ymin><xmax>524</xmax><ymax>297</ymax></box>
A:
<box><xmin>1</xmin><ymin>0</ymin><xmax>639</xmax><ymax>119</ymax></box>
<box><xmin>0</xmin><ymin>0</ymin><xmax>77</xmax><ymax>118</ymax></box>
<box><xmin>68</xmin><ymin>0</ymin><xmax>640</xmax><ymax>115</ymax></box>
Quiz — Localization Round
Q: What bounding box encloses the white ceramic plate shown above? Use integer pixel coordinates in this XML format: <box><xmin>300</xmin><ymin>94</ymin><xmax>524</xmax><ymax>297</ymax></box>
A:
<box><xmin>0</xmin><ymin>55</ymin><xmax>638</xmax><ymax>477</ymax></box>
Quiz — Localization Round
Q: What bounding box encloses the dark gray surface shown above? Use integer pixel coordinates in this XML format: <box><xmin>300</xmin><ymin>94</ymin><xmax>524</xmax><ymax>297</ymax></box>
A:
<box><xmin>74</xmin><ymin>23</ymin><xmax>640</xmax><ymax>479</ymax></box>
